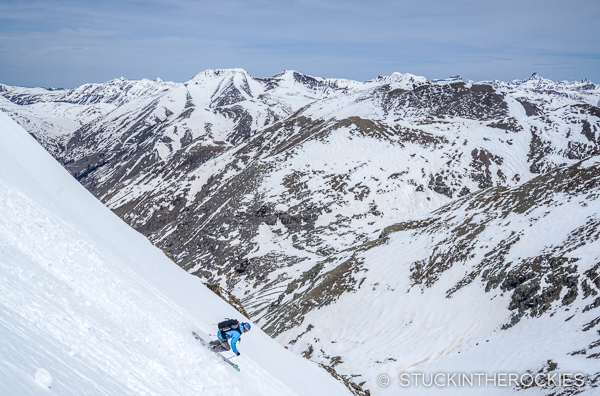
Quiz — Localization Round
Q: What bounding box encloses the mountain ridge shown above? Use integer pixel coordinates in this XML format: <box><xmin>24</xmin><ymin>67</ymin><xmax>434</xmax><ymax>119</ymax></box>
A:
<box><xmin>2</xmin><ymin>68</ymin><xmax>600</xmax><ymax>395</ymax></box>
<box><xmin>0</xmin><ymin>111</ymin><xmax>350</xmax><ymax>396</ymax></box>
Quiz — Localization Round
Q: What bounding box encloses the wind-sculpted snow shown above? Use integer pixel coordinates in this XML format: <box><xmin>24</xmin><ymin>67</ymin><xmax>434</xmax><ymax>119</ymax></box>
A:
<box><xmin>0</xmin><ymin>112</ymin><xmax>349</xmax><ymax>396</ymax></box>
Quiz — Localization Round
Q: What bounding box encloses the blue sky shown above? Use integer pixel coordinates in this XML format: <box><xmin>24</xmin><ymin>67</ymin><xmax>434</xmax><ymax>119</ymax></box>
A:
<box><xmin>1</xmin><ymin>0</ymin><xmax>599</xmax><ymax>87</ymax></box>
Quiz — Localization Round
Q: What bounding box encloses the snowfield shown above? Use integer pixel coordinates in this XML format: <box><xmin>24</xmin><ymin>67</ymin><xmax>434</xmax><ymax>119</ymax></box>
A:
<box><xmin>0</xmin><ymin>111</ymin><xmax>349</xmax><ymax>395</ymax></box>
<box><xmin>2</xmin><ymin>69</ymin><xmax>600</xmax><ymax>396</ymax></box>
<box><xmin>271</xmin><ymin>157</ymin><xmax>600</xmax><ymax>395</ymax></box>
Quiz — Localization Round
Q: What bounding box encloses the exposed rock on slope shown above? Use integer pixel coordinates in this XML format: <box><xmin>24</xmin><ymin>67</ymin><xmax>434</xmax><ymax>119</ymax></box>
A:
<box><xmin>2</xmin><ymin>70</ymin><xmax>599</xmax><ymax>298</ymax></box>
<box><xmin>272</xmin><ymin>158</ymin><xmax>600</xmax><ymax>394</ymax></box>
<box><xmin>0</xmin><ymin>111</ymin><xmax>350</xmax><ymax>396</ymax></box>
<box><xmin>2</xmin><ymin>70</ymin><xmax>600</xmax><ymax>395</ymax></box>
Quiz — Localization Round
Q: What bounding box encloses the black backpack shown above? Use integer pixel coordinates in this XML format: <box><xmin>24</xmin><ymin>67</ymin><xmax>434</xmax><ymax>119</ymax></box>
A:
<box><xmin>218</xmin><ymin>318</ymin><xmax>241</xmax><ymax>339</ymax></box>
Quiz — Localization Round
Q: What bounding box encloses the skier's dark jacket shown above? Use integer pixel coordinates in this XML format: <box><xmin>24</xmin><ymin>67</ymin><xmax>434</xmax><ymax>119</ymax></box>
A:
<box><xmin>218</xmin><ymin>328</ymin><xmax>242</xmax><ymax>354</ymax></box>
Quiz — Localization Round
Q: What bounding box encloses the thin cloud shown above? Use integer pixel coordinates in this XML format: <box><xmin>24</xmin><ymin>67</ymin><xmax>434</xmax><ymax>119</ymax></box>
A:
<box><xmin>1</xmin><ymin>0</ymin><xmax>599</xmax><ymax>87</ymax></box>
<box><xmin>58</xmin><ymin>28</ymin><xmax>117</xmax><ymax>38</ymax></box>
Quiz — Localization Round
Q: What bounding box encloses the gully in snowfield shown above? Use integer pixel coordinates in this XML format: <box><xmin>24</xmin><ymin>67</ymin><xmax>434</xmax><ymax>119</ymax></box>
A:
<box><xmin>209</xmin><ymin>319</ymin><xmax>251</xmax><ymax>356</ymax></box>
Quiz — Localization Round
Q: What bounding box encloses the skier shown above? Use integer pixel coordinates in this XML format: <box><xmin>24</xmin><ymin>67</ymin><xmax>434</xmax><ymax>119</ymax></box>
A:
<box><xmin>209</xmin><ymin>319</ymin><xmax>251</xmax><ymax>356</ymax></box>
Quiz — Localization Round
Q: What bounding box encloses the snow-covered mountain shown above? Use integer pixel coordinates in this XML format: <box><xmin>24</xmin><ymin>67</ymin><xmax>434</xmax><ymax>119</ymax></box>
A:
<box><xmin>0</xmin><ymin>111</ymin><xmax>349</xmax><ymax>395</ymax></box>
<box><xmin>480</xmin><ymin>72</ymin><xmax>600</xmax><ymax>119</ymax></box>
<box><xmin>272</xmin><ymin>157</ymin><xmax>600</xmax><ymax>394</ymax></box>
<box><xmin>2</xmin><ymin>69</ymin><xmax>600</xmax><ymax>395</ymax></box>
<box><xmin>483</xmin><ymin>72</ymin><xmax>600</xmax><ymax>93</ymax></box>
<box><xmin>0</xmin><ymin>77</ymin><xmax>176</xmax><ymax>157</ymax></box>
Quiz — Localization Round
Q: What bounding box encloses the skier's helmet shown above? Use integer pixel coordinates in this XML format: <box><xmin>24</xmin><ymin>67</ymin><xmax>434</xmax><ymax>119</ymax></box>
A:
<box><xmin>241</xmin><ymin>322</ymin><xmax>251</xmax><ymax>332</ymax></box>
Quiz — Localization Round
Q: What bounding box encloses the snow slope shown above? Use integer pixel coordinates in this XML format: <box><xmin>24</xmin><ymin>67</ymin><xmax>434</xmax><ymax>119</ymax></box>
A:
<box><xmin>3</xmin><ymin>70</ymin><xmax>600</xmax><ymax>395</ymax></box>
<box><xmin>0</xmin><ymin>111</ymin><xmax>349</xmax><ymax>395</ymax></box>
<box><xmin>273</xmin><ymin>157</ymin><xmax>600</xmax><ymax>395</ymax></box>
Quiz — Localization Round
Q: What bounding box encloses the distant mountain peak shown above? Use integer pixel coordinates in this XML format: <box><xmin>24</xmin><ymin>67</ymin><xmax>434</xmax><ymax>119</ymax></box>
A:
<box><xmin>431</xmin><ymin>75</ymin><xmax>465</xmax><ymax>83</ymax></box>
<box><xmin>189</xmin><ymin>68</ymin><xmax>252</xmax><ymax>84</ymax></box>
<box><xmin>528</xmin><ymin>72</ymin><xmax>544</xmax><ymax>80</ymax></box>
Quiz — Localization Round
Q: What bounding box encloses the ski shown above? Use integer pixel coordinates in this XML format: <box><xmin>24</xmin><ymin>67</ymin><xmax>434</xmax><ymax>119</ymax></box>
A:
<box><xmin>192</xmin><ymin>331</ymin><xmax>240</xmax><ymax>372</ymax></box>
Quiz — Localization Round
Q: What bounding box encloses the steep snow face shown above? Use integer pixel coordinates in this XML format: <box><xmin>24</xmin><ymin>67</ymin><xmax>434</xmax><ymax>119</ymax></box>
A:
<box><xmin>273</xmin><ymin>158</ymin><xmax>600</xmax><ymax>395</ymax></box>
<box><xmin>0</xmin><ymin>112</ymin><xmax>349</xmax><ymax>396</ymax></box>
<box><xmin>3</xmin><ymin>70</ymin><xmax>600</xmax><ymax>394</ymax></box>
